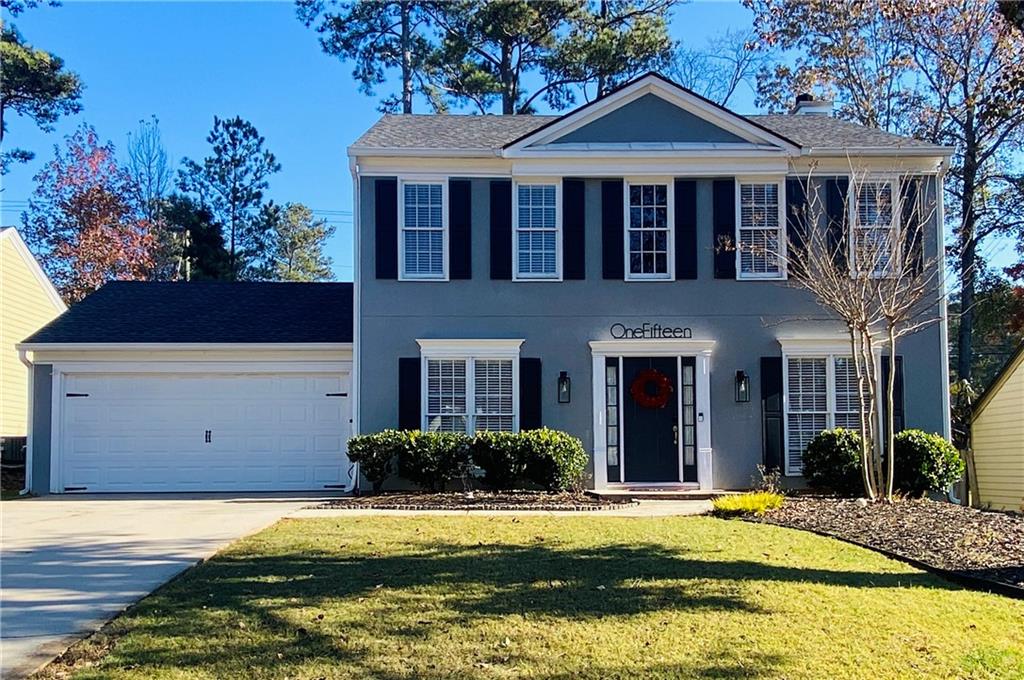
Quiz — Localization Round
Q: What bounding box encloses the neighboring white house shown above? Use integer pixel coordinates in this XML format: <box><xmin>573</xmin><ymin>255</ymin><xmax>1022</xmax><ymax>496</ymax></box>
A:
<box><xmin>972</xmin><ymin>343</ymin><xmax>1024</xmax><ymax>512</ymax></box>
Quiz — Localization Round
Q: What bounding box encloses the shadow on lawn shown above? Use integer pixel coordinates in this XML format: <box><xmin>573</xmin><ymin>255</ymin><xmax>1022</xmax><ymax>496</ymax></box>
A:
<box><xmin>41</xmin><ymin>538</ymin><xmax>952</xmax><ymax>678</ymax></box>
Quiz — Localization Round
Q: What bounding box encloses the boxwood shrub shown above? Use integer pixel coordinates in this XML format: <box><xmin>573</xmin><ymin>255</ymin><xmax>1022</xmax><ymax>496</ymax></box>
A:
<box><xmin>346</xmin><ymin>429</ymin><xmax>405</xmax><ymax>493</ymax></box>
<box><xmin>470</xmin><ymin>431</ymin><xmax>526</xmax><ymax>490</ymax></box>
<box><xmin>893</xmin><ymin>429</ymin><xmax>964</xmax><ymax>496</ymax></box>
<box><xmin>398</xmin><ymin>431</ymin><xmax>472</xmax><ymax>492</ymax></box>
<box><xmin>802</xmin><ymin>428</ymin><xmax>864</xmax><ymax>496</ymax></box>
<box><xmin>521</xmin><ymin>428</ymin><xmax>588</xmax><ymax>492</ymax></box>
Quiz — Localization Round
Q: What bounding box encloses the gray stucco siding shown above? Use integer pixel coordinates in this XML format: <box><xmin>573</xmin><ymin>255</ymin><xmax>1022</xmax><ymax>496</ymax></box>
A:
<box><xmin>30</xmin><ymin>363</ymin><xmax>52</xmax><ymax>495</ymax></box>
<box><xmin>358</xmin><ymin>175</ymin><xmax>947</xmax><ymax>489</ymax></box>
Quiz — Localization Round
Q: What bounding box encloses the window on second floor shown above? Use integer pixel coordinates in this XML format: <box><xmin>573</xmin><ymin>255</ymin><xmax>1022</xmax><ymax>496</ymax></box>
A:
<box><xmin>737</xmin><ymin>180</ymin><xmax>785</xmax><ymax>279</ymax></box>
<box><xmin>400</xmin><ymin>180</ymin><xmax>447</xmax><ymax>280</ymax></box>
<box><xmin>514</xmin><ymin>183</ymin><xmax>560</xmax><ymax>279</ymax></box>
<box><xmin>625</xmin><ymin>181</ymin><xmax>672</xmax><ymax>280</ymax></box>
<box><xmin>852</xmin><ymin>180</ymin><xmax>899</xmax><ymax>276</ymax></box>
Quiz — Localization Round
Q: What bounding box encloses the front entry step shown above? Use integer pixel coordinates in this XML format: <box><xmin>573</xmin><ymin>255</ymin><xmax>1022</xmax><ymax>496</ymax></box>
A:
<box><xmin>588</xmin><ymin>488</ymin><xmax>737</xmax><ymax>502</ymax></box>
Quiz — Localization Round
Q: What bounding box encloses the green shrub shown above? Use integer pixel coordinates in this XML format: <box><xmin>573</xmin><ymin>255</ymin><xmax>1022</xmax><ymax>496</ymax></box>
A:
<box><xmin>712</xmin><ymin>491</ymin><xmax>784</xmax><ymax>518</ymax></box>
<box><xmin>398</xmin><ymin>431</ymin><xmax>472</xmax><ymax>491</ymax></box>
<box><xmin>893</xmin><ymin>429</ymin><xmax>964</xmax><ymax>497</ymax></box>
<box><xmin>803</xmin><ymin>428</ymin><xmax>864</xmax><ymax>496</ymax></box>
<box><xmin>520</xmin><ymin>428</ymin><xmax>588</xmax><ymax>492</ymax></box>
<box><xmin>470</xmin><ymin>431</ymin><xmax>526</xmax><ymax>490</ymax></box>
<box><xmin>346</xmin><ymin>430</ymin><xmax>405</xmax><ymax>493</ymax></box>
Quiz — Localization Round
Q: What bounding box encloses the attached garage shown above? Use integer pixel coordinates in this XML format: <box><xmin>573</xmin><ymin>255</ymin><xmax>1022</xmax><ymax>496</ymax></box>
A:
<box><xmin>18</xmin><ymin>281</ymin><xmax>355</xmax><ymax>494</ymax></box>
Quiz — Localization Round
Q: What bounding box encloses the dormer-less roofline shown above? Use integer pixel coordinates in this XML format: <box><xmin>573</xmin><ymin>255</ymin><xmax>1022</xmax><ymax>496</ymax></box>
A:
<box><xmin>501</xmin><ymin>72</ymin><xmax>803</xmax><ymax>155</ymax></box>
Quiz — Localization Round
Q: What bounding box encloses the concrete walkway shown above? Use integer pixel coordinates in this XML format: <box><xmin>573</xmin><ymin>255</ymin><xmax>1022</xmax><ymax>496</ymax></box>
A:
<box><xmin>0</xmin><ymin>493</ymin><xmax>326</xmax><ymax>679</ymax></box>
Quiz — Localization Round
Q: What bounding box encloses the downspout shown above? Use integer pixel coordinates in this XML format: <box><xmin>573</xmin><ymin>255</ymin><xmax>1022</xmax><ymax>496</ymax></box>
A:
<box><xmin>349</xmin><ymin>156</ymin><xmax>361</xmax><ymax>496</ymax></box>
<box><xmin>17</xmin><ymin>348</ymin><xmax>33</xmax><ymax>496</ymax></box>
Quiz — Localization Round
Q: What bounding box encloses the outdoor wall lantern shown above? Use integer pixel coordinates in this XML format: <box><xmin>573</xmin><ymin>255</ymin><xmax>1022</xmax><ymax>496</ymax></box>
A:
<box><xmin>558</xmin><ymin>371</ymin><xmax>571</xmax><ymax>403</ymax></box>
<box><xmin>735</xmin><ymin>370</ymin><xmax>750</xmax><ymax>403</ymax></box>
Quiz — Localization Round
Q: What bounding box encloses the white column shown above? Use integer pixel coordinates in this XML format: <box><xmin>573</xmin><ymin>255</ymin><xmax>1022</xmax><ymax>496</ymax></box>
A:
<box><xmin>697</xmin><ymin>350</ymin><xmax>713</xmax><ymax>490</ymax></box>
<box><xmin>591</xmin><ymin>354</ymin><xmax>608</xmax><ymax>489</ymax></box>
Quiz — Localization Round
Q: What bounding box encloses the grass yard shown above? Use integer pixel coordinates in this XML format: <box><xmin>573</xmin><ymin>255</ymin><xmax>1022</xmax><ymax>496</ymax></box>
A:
<box><xmin>41</xmin><ymin>515</ymin><xmax>1024</xmax><ymax>680</ymax></box>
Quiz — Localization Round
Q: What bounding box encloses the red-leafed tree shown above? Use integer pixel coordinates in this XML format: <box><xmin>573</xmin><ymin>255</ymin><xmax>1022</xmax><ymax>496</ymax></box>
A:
<box><xmin>22</xmin><ymin>124</ymin><xmax>157</xmax><ymax>303</ymax></box>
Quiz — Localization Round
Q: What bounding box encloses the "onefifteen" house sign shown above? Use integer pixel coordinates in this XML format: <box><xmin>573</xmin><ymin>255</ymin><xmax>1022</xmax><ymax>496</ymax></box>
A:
<box><xmin>609</xmin><ymin>322</ymin><xmax>693</xmax><ymax>340</ymax></box>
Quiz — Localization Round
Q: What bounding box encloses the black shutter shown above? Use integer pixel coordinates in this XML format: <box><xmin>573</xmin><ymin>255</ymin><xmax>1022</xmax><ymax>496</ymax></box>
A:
<box><xmin>374</xmin><ymin>178</ymin><xmax>398</xmax><ymax>279</ymax></box>
<box><xmin>785</xmin><ymin>177</ymin><xmax>808</xmax><ymax>278</ymax></box>
<box><xmin>449</xmin><ymin>179</ymin><xmax>472</xmax><ymax>279</ymax></box>
<box><xmin>675</xmin><ymin>179</ymin><xmax>697</xmax><ymax>279</ymax></box>
<box><xmin>601</xmin><ymin>180</ymin><xmax>624</xmax><ymax>279</ymax></box>
<box><xmin>825</xmin><ymin>177</ymin><xmax>849</xmax><ymax>270</ymax></box>
<box><xmin>563</xmin><ymin>179</ymin><xmax>586</xmax><ymax>279</ymax></box>
<box><xmin>519</xmin><ymin>357</ymin><xmax>542</xmax><ymax>430</ymax></box>
<box><xmin>881</xmin><ymin>355</ymin><xmax>905</xmax><ymax>436</ymax></box>
<box><xmin>398</xmin><ymin>357</ymin><xmax>421</xmax><ymax>430</ymax></box>
<box><xmin>901</xmin><ymin>177</ymin><xmax>923</xmax><ymax>276</ymax></box>
<box><xmin>490</xmin><ymin>180</ymin><xmax>512</xmax><ymax>280</ymax></box>
<box><xmin>713</xmin><ymin>179</ymin><xmax>736</xmax><ymax>279</ymax></box>
<box><xmin>761</xmin><ymin>357</ymin><xmax>784</xmax><ymax>472</ymax></box>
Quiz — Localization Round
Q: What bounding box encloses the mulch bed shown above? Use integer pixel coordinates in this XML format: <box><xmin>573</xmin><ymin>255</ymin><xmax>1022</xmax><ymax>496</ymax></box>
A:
<box><xmin>312</xmin><ymin>490</ymin><xmax>637</xmax><ymax>512</ymax></box>
<box><xmin>757</xmin><ymin>496</ymin><xmax>1024</xmax><ymax>592</ymax></box>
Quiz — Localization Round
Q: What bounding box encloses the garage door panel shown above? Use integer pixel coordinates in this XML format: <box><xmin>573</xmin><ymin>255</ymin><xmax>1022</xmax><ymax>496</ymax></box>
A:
<box><xmin>60</xmin><ymin>372</ymin><xmax>351</xmax><ymax>492</ymax></box>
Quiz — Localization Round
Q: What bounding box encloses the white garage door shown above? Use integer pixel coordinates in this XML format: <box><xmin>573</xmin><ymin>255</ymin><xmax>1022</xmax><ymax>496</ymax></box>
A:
<box><xmin>59</xmin><ymin>372</ymin><xmax>351</xmax><ymax>493</ymax></box>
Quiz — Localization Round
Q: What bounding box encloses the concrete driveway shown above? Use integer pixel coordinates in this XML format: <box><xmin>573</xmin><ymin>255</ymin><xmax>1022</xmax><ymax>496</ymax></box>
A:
<box><xmin>0</xmin><ymin>493</ymin><xmax>323</xmax><ymax>679</ymax></box>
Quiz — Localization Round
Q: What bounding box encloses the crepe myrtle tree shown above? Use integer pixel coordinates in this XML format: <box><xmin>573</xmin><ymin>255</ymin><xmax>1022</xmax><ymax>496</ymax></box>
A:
<box><xmin>725</xmin><ymin>166</ymin><xmax>943</xmax><ymax>501</ymax></box>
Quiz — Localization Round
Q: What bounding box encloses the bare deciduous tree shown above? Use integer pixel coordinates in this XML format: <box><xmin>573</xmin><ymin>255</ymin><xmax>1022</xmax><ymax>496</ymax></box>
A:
<box><xmin>127</xmin><ymin>116</ymin><xmax>171</xmax><ymax>223</ymax></box>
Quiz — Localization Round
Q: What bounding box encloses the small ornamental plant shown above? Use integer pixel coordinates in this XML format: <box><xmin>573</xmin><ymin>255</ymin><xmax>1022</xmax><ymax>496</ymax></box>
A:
<box><xmin>398</xmin><ymin>431</ymin><xmax>472</xmax><ymax>492</ymax></box>
<box><xmin>346</xmin><ymin>430</ymin><xmax>406</xmax><ymax>493</ymax></box>
<box><xmin>470</xmin><ymin>431</ymin><xmax>526</xmax><ymax>490</ymax></box>
<box><xmin>712</xmin><ymin>492</ymin><xmax>784</xmax><ymax>518</ymax></box>
<box><xmin>521</xmin><ymin>428</ymin><xmax>589</xmax><ymax>492</ymax></box>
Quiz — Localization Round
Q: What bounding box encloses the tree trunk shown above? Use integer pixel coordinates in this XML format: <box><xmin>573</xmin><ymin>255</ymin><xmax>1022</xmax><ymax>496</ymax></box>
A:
<box><xmin>596</xmin><ymin>0</ymin><xmax>609</xmax><ymax>97</ymax></box>
<box><xmin>957</xmin><ymin>110</ymin><xmax>979</xmax><ymax>383</ymax></box>
<box><xmin>885</xmin><ymin>324</ymin><xmax>897</xmax><ymax>501</ymax></box>
<box><xmin>851</xmin><ymin>327</ymin><xmax>876</xmax><ymax>500</ymax></box>
<box><xmin>400</xmin><ymin>0</ymin><xmax>413</xmax><ymax>114</ymax></box>
<box><xmin>500</xmin><ymin>43</ymin><xmax>514</xmax><ymax>114</ymax></box>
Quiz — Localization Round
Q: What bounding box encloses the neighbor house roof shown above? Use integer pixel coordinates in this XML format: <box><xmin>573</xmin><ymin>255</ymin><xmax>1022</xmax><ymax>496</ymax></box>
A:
<box><xmin>352</xmin><ymin>112</ymin><xmax>937</xmax><ymax>153</ymax></box>
<box><xmin>20</xmin><ymin>281</ymin><xmax>353</xmax><ymax>345</ymax></box>
<box><xmin>974</xmin><ymin>341</ymin><xmax>1024</xmax><ymax>417</ymax></box>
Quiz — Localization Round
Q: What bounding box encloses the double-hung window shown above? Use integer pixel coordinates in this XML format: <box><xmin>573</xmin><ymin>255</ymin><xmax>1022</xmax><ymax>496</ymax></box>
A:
<box><xmin>625</xmin><ymin>181</ymin><xmax>672</xmax><ymax>280</ymax></box>
<box><xmin>784</xmin><ymin>353</ymin><xmax>870</xmax><ymax>475</ymax></box>
<box><xmin>400</xmin><ymin>179</ymin><xmax>447</xmax><ymax>279</ymax></box>
<box><xmin>737</xmin><ymin>180</ymin><xmax>785</xmax><ymax>279</ymax></box>
<box><xmin>852</xmin><ymin>180</ymin><xmax>899</xmax><ymax>276</ymax></box>
<box><xmin>420</xmin><ymin>341</ymin><xmax>521</xmax><ymax>434</ymax></box>
<box><xmin>514</xmin><ymin>182</ymin><xmax>560</xmax><ymax>279</ymax></box>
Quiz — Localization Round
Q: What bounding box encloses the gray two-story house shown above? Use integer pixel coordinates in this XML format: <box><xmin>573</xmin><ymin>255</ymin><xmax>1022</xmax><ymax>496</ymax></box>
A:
<box><xmin>351</xmin><ymin>73</ymin><xmax>952</xmax><ymax>492</ymax></box>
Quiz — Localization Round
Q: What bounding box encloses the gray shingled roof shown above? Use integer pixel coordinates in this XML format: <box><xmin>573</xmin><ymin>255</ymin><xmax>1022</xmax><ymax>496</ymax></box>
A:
<box><xmin>22</xmin><ymin>281</ymin><xmax>353</xmax><ymax>344</ymax></box>
<box><xmin>352</xmin><ymin>112</ymin><xmax>937</xmax><ymax>152</ymax></box>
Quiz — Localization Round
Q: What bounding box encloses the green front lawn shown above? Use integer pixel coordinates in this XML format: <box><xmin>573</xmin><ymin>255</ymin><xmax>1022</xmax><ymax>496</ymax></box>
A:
<box><xmin>43</xmin><ymin>516</ymin><xmax>1024</xmax><ymax>679</ymax></box>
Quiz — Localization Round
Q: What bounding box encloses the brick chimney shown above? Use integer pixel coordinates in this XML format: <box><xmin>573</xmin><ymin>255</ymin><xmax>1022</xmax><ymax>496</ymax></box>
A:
<box><xmin>792</xmin><ymin>93</ymin><xmax>833</xmax><ymax>116</ymax></box>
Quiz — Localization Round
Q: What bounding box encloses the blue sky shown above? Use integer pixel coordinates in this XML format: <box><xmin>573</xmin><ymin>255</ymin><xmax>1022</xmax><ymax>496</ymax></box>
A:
<box><xmin>1</xmin><ymin>1</ymin><xmax>757</xmax><ymax>280</ymax></box>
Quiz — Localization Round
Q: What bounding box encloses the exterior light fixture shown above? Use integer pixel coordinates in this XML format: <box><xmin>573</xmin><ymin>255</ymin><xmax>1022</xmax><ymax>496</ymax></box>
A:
<box><xmin>735</xmin><ymin>370</ymin><xmax>750</xmax><ymax>403</ymax></box>
<box><xmin>558</xmin><ymin>371</ymin><xmax>571</xmax><ymax>403</ymax></box>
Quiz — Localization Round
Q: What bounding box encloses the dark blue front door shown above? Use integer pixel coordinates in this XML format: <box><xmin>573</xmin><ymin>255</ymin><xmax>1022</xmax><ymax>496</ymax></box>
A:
<box><xmin>623</xmin><ymin>357</ymin><xmax>679</xmax><ymax>482</ymax></box>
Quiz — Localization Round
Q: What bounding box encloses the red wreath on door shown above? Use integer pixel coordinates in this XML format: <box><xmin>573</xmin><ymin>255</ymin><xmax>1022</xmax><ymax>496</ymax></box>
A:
<box><xmin>629</xmin><ymin>368</ymin><xmax>674</xmax><ymax>409</ymax></box>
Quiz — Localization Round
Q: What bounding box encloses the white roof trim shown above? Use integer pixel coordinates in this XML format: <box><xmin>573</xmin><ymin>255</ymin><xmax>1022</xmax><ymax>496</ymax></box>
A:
<box><xmin>1</xmin><ymin>228</ymin><xmax>66</xmax><ymax>312</ymax></box>
<box><xmin>17</xmin><ymin>342</ymin><xmax>353</xmax><ymax>352</ymax></box>
<box><xmin>504</xmin><ymin>75</ymin><xmax>802</xmax><ymax>157</ymax></box>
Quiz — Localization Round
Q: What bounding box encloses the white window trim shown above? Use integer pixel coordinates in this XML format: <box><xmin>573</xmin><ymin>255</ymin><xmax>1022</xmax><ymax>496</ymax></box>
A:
<box><xmin>398</xmin><ymin>176</ymin><xmax>449</xmax><ymax>281</ymax></box>
<box><xmin>781</xmin><ymin>343</ymin><xmax>884</xmax><ymax>476</ymax></box>
<box><xmin>849</xmin><ymin>176</ymin><xmax>901</xmax><ymax>278</ymax></box>
<box><xmin>416</xmin><ymin>339</ymin><xmax>523</xmax><ymax>434</ymax></box>
<box><xmin>512</xmin><ymin>178</ymin><xmax>563</xmax><ymax>281</ymax></box>
<box><xmin>735</xmin><ymin>176</ymin><xmax>787</xmax><ymax>281</ymax></box>
<box><xmin>623</xmin><ymin>177</ymin><xmax>675</xmax><ymax>281</ymax></box>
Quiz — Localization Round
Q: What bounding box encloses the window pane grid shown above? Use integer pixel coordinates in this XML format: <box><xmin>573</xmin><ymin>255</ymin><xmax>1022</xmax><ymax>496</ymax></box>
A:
<box><xmin>516</xmin><ymin>184</ymin><xmax>558</xmax><ymax>276</ymax></box>
<box><xmin>628</xmin><ymin>183</ymin><xmax>669</xmax><ymax>276</ymax></box>
<box><xmin>855</xmin><ymin>182</ymin><xmax>895</xmax><ymax>275</ymax></box>
<box><xmin>403</xmin><ymin>183</ymin><xmax>444</xmax><ymax>277</ymax></box>
<box><xmin>739</xmin><ymin>183</ymin><xmax>781</xmax><ymax>275</ymax></box>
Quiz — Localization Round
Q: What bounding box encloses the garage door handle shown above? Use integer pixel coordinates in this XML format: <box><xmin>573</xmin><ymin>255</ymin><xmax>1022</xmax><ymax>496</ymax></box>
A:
<box><xmin>204</xmin><ymin>430</ymin><xmax>212</xmax><ymax>443</ymax></box>
<box><xmin>66</xmin><ymin>393</ymin><xmax>90</xmax><ymax>398</ymax></box>
<box><xmin>325</xmin><ymin>392</ymin><xmax>348</xmax><ymax>397</ymax></box>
